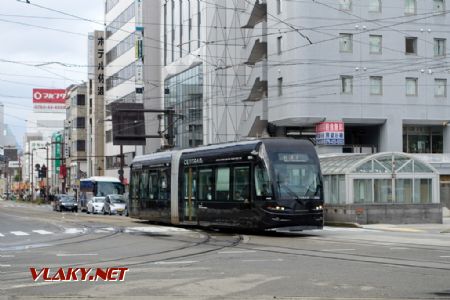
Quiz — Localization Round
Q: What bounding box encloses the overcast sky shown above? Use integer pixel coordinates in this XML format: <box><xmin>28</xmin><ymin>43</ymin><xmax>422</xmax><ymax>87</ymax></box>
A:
<box><xmin>0</xmin><ymin>0</ymin><xmax>104</xmax><ymax>148</ymax></box>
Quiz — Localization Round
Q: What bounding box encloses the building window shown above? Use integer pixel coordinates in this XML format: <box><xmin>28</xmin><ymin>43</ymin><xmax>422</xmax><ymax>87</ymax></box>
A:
<box><xmin>406</xmin><ymin>77</ymin><xmax>418</xmax><ymax>96</ymax></box>
<box><xmin>164</xmin><ymin>64</ymin><xmax>203</xmax><ymax>149</ymax></box>
<box><xmin>341</xmin><ymin>76</ymin><xmax>353</xmax><ymax>94</ymax></box>
<box><xmin>278</xmin><ymin>77</ymin><xmax>283</xmax><ymax>96</ymax></box>
<box><xmin>277</xmin><ymin>36</ymin><xmax>282</xmax><ymax>55</ymax></box>
<box><xmin>106</xmin><ymin>33</ymin><xmax>134</xmax><ymax>65</ymax></box>
<box><xmin>339</xmin><ymin>33</ymin><xmax>353</xmax><ymax>53</ymax></box>
<box><xmin>369</xmin><ymin>35</ymin><xmax>382</xmax><ymax>54</ymax></box>
<box><xmin>77</xmin><ymin>94</ymin><xmax>85</xmax><ymax>106</ymax></box>
<box><xmin>179</xmin><ymin>0</ymin><xmax>183</xmax><ymax>58</ymax></box>
<box><xmin>105</xmin><ymin>0</ymin><xmax>119</xmax><ymax>13</ymax></box>
<box><xmin>171</xmin><ymin>0</ymin><xmax>175</xmax><ymax>62</ymax></box>
<box><xmin>164</xmin><ymin>3</ymin><xmax>167</xmax><ymax>66</ymax></box>
<box><xmin>76</xmin><ymin>140</ymin><xmax>86</xmax><ymax>152</ymax></box>
<box><xmin>369</xmin><ymin>0</ymin><xmax>381</xmax><ymax>12</ymax></box>
<box><xmin>188</xmin><ymin>0</ymin><xmax>192</xmax><ymax>53</ymax></box>
<box><xmin>339</xmin><ymin>0</ymin><xmax>352</xmax><ymax>10</ymax></box>
<box><xmin>105</xmin><ymin>3</ymin><xmax>135</xmax><ymax>39</ymax></box>
<box><xmin>435</xmin><ymin>78</ymin><xmax>447</xmax><ymax>97</ymax></box>
<box><xmin>105</xmin><ymin>130</ymin><xmax>112</xmax><ymax>143</ymax></box>
<box><xmin>405</xmin><ymin>37</ymin><xmax>417</xmax><ymax>54</ymax></box>
<box><xmin>370</xmin><ymin>76</ymin><xmax>382</xmax><ymax>95</ymax></box>
<box><xmin>405</xmin><ymin>0</ymin><xmax>416</xmax><ymax>14</ymax></box>
<box><xmin>434</xmin><ymin>0</ymin><xmax>445</xmax><ymax>13</ymax></box>
<box><xmin>434</xmin><ymin>38</ymin><xmax>446</xmax><ymax>56</ymax></box>
<box><xmin>105</xmin><ymin>62</ymin><xmax>135</xmax><ymax>91</ymax></box>
<box><xmin>197</xmin><ymin>0</ymin><xmax>201</xmax><ymax>49</ymax></box>
<box><xmin>277</xmin><ymin>0</ymin><xmax>282</xmax><ymax>14</ymax></box>
<box><xmin>75</xmin><ymin>117</ymin><xmax>86</xmax><ymax>129</ymax></box>
<box><xmin>403</xmin><ymin>125</ymin><xmax>443</xmax><ymax>153</ymax></box>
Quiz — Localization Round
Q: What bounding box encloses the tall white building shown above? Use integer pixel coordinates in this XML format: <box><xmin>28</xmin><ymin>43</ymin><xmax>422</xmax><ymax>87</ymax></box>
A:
<box><xmin>104</xmin><ymin>0</ymin><xmax>162</xmax><ymax>182</ymax></box>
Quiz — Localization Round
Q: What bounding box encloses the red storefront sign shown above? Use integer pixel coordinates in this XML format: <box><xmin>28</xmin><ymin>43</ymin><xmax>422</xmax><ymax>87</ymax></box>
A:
<box><xmin>32</xmin><ymin>89</ymin><xmax>66</xmax><ymax>103</ymax></box>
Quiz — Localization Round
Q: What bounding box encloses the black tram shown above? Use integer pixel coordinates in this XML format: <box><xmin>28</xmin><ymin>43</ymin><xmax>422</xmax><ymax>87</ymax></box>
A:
<box><xmin>129</xmin><ymin>138</ymin><xmax>324</xmax><ymax>231</ymax></box>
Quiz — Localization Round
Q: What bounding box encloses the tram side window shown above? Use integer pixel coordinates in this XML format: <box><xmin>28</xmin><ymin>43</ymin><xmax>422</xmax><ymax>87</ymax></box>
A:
<box><xmin>159</xmin><ymin>169</ymin><xmax>170</xmax><ymax>200</ymax></box>
<box><xmin>234</xmin><ymin>166</ymin><xmax>250</xmax><ymax>201</ymax></box>
<box><xmin>131</xmin><ymin>170</ymin><xmax>140</xmax><ymax>200</ymax></box>
<box><xmin>255</xmin><ymin>164</ymin><xmax>272</xmax><ymax>197</ymax></box>
<box><xmin>148</xmin><ymin>170</ymin><xmax>159</xmax><ymax>200</ymax></box>
<box><xmin>216</xmin><ymin>167</ymin><xmax>230</xmax><ymax>201</ymax></box>
<box><xmin>183</xmin><ymin>169</ymin><xmax>197</xmax><ymax>200</ymax></box>
<box><xmin>199</xmin><ymin>168</ymin><xmax>213</xmax><ymax>201</ymax></box>
<box><xmin>139</xmin><ymin>170</ymin><xmax>148</xmax><ymax>200</ymax></box>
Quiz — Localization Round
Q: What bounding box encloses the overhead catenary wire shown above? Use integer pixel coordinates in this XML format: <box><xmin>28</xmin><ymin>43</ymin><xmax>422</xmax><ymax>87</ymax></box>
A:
<box><xmin>4</xmin><ymin>0</ymin><xmax>450</xmax><ymax>145</ymax></box>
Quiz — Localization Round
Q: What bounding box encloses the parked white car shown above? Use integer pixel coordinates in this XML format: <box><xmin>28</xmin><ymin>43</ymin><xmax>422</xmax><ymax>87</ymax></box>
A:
<box><xmin>104</xmin><ymin>194</ymin><xmax>126</xmax><ymax>215</ymax></box>
<box><xmin>86</xmin><ymin>197</ymin><xmax>106</xmax><ymax>214</ymax></box>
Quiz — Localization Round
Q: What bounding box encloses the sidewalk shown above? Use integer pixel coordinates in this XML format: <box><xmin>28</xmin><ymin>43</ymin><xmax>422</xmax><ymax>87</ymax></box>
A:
<box><xmin>361</xmin><ymin>217</ymin><xmax>450</xmax><ymax>234</ymax></box>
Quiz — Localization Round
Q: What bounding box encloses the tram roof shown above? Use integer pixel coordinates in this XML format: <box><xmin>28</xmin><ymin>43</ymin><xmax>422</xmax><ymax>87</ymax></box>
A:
<box><xmin>132</xmin><ymin>138</ymin><xmax>315</xmax><ymax>165</ymax></box>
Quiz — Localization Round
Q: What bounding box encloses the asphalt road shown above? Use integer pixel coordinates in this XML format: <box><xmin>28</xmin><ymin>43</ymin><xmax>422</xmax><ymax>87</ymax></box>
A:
<box><xmin>1</xmin><ymin>199</ymin><xmax>450</xmax><ymax>300</ymax></box>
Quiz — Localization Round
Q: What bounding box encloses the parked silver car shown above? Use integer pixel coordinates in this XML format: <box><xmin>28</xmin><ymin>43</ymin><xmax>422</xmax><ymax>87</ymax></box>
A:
<box><xmin>86</xmin><ymin>197</ymin><xmax>106</xmax><ymax>214</ymax></box>
<box><xmin>104</xmin><ymin>194</ymin><xmax>126</xmax><ymax>215</ymax></box>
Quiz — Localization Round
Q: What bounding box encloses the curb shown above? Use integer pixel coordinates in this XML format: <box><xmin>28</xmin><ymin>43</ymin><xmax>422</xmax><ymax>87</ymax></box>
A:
<box><xmin>324</xmin><ymin>221</ymin><xmax>362</xmax><ymax>228</ymax></box>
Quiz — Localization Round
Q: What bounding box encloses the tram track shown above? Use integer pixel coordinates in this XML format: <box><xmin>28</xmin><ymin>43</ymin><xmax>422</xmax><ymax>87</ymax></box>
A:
<box><xmin>1</xmin><ymin>227</ymin><xmax>243</xmax><ymax>284</ymax></box>
<box><xmin>231</xmin><ymin>237</ymin><xmax>450</xmax><ymax>272</ymax></box>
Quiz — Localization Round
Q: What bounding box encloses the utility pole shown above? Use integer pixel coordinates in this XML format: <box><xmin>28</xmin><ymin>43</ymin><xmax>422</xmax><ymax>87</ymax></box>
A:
<box><xmin>46</xmin><ymin>145</ymin><xmax>49</xmax><ymax>201</ymax></box>
<box><xmin>30</xmin><ymin>150</ymin><xmax>34</xmax><ymax>201</ymax></box>
<box><xmin>119</xmin><ymin>145</ymin><xmax>124</xmax><ymax>183</ymax></box>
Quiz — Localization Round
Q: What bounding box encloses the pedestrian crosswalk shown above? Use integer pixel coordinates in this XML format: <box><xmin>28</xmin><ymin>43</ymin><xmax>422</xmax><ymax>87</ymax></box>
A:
<box><xmin>0</xmin><ymin>227</ymin><xmax>110</xmax><ymax>237</ymax></box>
<box><xmin>0</xmin><ymin>225</ymin><xmax>192</xmax><ymax>238</ymax></box>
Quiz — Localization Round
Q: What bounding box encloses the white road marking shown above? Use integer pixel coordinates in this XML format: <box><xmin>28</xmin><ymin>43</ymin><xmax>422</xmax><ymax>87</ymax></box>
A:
<box><xmin>154</xmin><ymin>261</ymin><xmax>198</xmax><ymax>265</ymax></box>
<box><xmin>64</xmin><ymin>228</ymin><xmax>85</xmax><ymax>234</ymax></box>
<box><xmin>390</xmin><ymin>247</ymin><xmax>409</xmax><ymax>250</ymax></box>
<box><xmin>125</xmin><ymin>226</ymin><xmax>189</xmax><ymax>233</ymax></box>
<box><xmin>218</xmin><ymin>250</ymin><xmax>257</xmax><ymax>254</ymax></box>
<box><xmin>56</xmin><ymin>253</ymin><xmax>98</xmax><ymax>257</ymax></box>
<box><xmin>10</xmin><ymin>231</ymin><xmax>29</xmax><ymax>236</ymax></box>
<box><xmin>0</xmin><ymin>255</ymin><xmax>14</xmax><ymax>258</ymax></box>
<box><xmin>242</xmin><ymin>258</ymin><xmax>284</xmax><ymax>262</ymax></box>
<box><xmin>440</xmin><ymin>256</ymin><xmax>450</xmax><ymax>258</ymax></box>
<box><xmin>0</xmin><ymin>233</ymin><xmax>4</xmax><ymax>237</ymax></box>
<box><xmin>322</xmin><ymin>249</ymin><xmax>356</xmax><ymax>252</ymax></box>
<box><xmin>94</xmin><ymin>229</ymin><xmax>110</xmax><ymax>233</ymax></box>
<box><xmin>102</xmin><ymin>227</ymin><xmax>115</xmax><ymax>231</ymax></box>
<box><xmin>33</xmin><ymin>230</ymin><xmax>53</xmax><ymax>235</ymax></box>
<box><xmin>0</xmin><ymin>264</ymin><xmax>11</xmax><ymax>267</ymax></box>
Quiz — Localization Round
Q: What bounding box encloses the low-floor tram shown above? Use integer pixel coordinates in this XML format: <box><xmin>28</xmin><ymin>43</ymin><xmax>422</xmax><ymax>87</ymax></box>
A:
<box><xmin>129</xmin><ymin>138</ymin><xmax>324</xmax><ymax>231</ymax></box>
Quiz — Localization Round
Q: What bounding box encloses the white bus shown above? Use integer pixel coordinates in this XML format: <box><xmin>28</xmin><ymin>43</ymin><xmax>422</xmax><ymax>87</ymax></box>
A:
<box><xmin>79</xmin><ymin>177</ymin><xmax>125</xmax><ymax>212</ymax></box>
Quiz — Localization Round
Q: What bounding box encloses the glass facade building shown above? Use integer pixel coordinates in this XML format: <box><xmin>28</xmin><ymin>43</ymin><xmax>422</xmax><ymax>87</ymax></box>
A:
<box><xmin>164</xmin><ymin>64</ymin><xmax>203</xmax><ymax>148</ymax></box>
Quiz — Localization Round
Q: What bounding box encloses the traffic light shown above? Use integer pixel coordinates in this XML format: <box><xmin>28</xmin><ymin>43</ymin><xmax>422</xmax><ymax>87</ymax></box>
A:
<box><xmin>41</xmin><ymin>165</ymin><xmax>47</xmax><ymax>178</ymax></box>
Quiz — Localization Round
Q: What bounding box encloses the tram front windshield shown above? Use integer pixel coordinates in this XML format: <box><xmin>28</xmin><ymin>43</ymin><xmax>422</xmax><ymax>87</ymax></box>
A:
<box><xmin>272</xmin><ymin>153</ymin><xmax>321</xmax><ymax>199</ymax></box>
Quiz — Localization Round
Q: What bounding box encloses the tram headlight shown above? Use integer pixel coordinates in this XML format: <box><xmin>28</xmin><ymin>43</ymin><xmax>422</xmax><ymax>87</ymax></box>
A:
<box><xmin>314</xmin><ymin>205</ymin><xmax>323</xmax><ymax>211</ymax></box>
<box><xmin>266</xmin><ymin>205</ymin><xmax>286</xmax><ymax>211</ymax></box>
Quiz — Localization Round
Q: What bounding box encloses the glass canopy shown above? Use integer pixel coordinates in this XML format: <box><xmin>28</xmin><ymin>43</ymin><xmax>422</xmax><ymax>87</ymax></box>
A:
<box><xmin>320</xmin><ymin>152</ymin><xmax>436</xmax><ymax>175</ymax></box>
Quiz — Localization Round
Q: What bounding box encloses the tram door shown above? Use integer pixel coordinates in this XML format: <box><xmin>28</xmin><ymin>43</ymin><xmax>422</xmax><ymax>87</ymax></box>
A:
<box><xmin>182</xmin><ymin>167</ymin><xmax>198</xmax><ymax>224</ymax></box>
<box><xmin>197</xmin><ymin>165</ymin><xmax>252</xmax><ymax>227</ymax></box>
